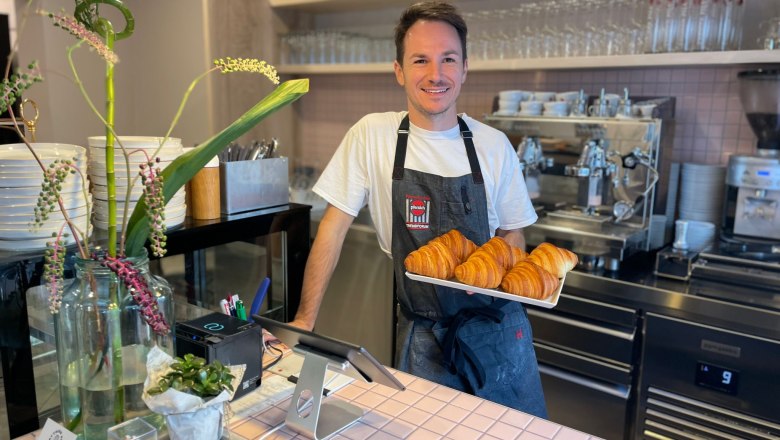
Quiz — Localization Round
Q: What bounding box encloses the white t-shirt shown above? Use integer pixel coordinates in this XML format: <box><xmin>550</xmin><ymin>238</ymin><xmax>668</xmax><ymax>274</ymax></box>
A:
<box><xmin>313</xmin><ymin>111</ymin><xmax>537</xmax><ymax>257</ymax></box>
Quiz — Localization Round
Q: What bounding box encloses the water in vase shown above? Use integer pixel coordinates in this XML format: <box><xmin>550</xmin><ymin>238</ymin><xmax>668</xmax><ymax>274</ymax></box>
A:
<box><xmin>78</xmin><ymin>344</ymin><xmax>161</xmax><ymax>439</ymax></box>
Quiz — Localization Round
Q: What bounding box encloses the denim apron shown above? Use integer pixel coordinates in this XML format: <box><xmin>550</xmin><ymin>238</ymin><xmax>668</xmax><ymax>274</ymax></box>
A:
<box><xmin>391</xmin><ymin>115</ymin><xmax>547</xmax><ymax>417</ymax></box>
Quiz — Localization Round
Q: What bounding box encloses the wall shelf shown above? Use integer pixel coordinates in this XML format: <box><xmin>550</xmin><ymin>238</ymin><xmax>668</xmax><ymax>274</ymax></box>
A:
<box><xmin>277</xmin><ymin>50</ymin><xmax>780</xmax><ymax>75</ymax></box>
<box><xmin>269</xmin><ymin>0</ymin><xmax>410</xmax><ymax>13</ymax></box>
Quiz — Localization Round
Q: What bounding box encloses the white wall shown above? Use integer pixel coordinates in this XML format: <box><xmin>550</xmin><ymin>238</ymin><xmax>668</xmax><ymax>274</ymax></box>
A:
<box><xmin>14</xmin><ymin>0</ymin><xmax>213</xmax><ymax>147</ymax></box>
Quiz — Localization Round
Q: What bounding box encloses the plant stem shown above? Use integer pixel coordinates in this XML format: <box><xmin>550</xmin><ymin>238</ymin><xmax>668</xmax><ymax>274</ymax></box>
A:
<box><xmin>99</xmin><ymin>25</ymin><xmax>126</xmax><ymax>426</ymax></box>
<box><xmin>164</xmin><ymin>67</ymin><xmax>218</xmax><ymax>143</ymax></box>
<box><xmin>104</xmin><ymin>30</ymin><xmax>117</xmax><ymax>258</ymax></box>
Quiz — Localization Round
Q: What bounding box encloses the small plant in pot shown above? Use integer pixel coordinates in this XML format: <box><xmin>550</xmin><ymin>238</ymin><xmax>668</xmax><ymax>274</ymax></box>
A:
<box><xmin>147</xmin><ymin>353</ymin><xmax>235</xmax><ymax>399</ymax></box>
<box><xmin>143</xmin><ymin>348</ymin><xmax>245</xmax><ymax>440</ymax></box>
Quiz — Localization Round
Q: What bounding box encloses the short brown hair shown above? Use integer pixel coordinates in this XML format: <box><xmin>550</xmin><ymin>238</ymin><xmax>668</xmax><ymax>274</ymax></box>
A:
<box><xmin>394</xmin><ymin>1</ymin><xmax>468</xmax><ymax>65</ymax></box>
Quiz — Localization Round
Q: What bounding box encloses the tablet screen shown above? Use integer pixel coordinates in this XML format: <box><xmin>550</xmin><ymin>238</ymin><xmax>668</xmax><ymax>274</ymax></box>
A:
<box><xmin>253</xmin><ymin>315</ymin><xmax>405</xmax><ymax>391</ymax></box>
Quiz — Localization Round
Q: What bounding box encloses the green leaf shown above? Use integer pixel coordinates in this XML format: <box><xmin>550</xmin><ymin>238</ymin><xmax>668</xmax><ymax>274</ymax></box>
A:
<box><xmin>124</xmin><ymin>78</ymin><xmax>309</xmax><ymax>257</ymax></box>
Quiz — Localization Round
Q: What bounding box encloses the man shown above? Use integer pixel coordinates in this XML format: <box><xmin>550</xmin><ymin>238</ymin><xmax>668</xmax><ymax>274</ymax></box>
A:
<box><xmin>290</xmin><ymin>1</ymin><xmax>546</xmax><ymax>417</ymax></box>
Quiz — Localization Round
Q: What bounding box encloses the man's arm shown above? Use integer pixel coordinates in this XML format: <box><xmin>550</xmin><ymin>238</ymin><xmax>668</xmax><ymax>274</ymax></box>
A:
<box><xmin>496</xmin><ymin>228</ymin><xmax>527</xmax><ymax>250</ymax></box>
<box><xmin>288</xmin><ymin>204</ymin><xmax>355</xmax><ymax>330</ymax></box>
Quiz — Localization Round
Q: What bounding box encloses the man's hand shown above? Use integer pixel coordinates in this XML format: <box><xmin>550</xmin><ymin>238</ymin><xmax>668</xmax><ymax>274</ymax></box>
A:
<box><xmin>287</xmin><ymin>319</ymin><xmax>314</xmax><ymax>331</ymax></box>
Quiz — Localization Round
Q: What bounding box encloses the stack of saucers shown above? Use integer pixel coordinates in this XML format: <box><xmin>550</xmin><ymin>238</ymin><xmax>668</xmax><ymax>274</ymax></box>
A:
<box><xmin>0</xmin><ymin>143</ymin><xmax>91</xmax><ymax>251</ymax></box>
<box><xmin>494</xmin><ymin>90</ymin><xmax>530</xmax><ymax>116</ymax></box>
<box><xmin>87</xmin><ymin>136</ymin><xmax>186</xmax><ymax>230</ymax></box>
<box><xmin>678</xmin><ymin>163</ymin><xmax>726</xmax><ymax>227</ymax></box>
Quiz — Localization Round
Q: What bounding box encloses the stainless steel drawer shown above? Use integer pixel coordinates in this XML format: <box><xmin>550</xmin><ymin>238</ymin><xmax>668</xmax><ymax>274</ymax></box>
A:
<box><xmin>539</xmin><ymin>360</ymin><xmax>631</xmax><ymax>440</ymax></box>
<box><xmin>528</xmin><ymin>294</ymin><xmax>638</xmax><ymax>365</ymax></box>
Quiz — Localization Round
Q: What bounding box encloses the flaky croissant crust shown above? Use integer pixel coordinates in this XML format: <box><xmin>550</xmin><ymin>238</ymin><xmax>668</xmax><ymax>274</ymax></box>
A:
<box><xmin>404</xmin><ymin>240</ymin><xmax>459</xmax><ymax>279</ymax></box>
<box><xmin>526</xmin><ymin>242</ymin><xmax>578</xmax><ymax>278</ymax></box>
<box><xmin>479</xmin><ymin>236</ymin><xmax>514</xmax><ymax>270</ymax></box>
<box><xmin>430</xmin><ymin>229</ymin><xmax>478</xmax><ymax>263</ymax></box>
<box><xmin>454</xmin><ymin>249</ymin><xmax>506</xmax><ymax>289</ymax></box>
<box><xmin>500</xmin><ymin>261</ymin><xmax>559</xmax><ymax>300</ymax></box>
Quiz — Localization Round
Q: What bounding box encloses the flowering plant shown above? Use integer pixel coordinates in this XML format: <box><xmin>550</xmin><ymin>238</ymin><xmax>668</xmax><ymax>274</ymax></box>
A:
<box><xmin>3</xmin><ymin>1</ymin><xmax>307</xmax><ymax>331</ymax></box>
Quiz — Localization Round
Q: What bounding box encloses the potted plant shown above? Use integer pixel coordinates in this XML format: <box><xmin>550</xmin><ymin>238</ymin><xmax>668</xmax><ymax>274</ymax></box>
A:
<box><xmin>1</xmin><ymin>1</ymin><xmax>307</xmax><ymax>438</ymax></box>
<box><xmin>143</xmin><ymin>348</ymin><xmax>244</xmax><ymax>440</ymax></box>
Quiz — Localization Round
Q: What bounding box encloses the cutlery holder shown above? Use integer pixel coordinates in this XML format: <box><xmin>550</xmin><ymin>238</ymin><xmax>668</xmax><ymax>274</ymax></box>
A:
<box><xmin>220</xmin><ymin>158</ymin><xmax>289</xmax><ymax>215</ymax></box>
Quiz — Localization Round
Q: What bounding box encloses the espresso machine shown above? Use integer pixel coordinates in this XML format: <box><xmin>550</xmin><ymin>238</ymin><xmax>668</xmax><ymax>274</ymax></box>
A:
<box><xmin>486</xmin><ymin>101</ymin><xmax>673</xmax><ymax>271</ymax></box>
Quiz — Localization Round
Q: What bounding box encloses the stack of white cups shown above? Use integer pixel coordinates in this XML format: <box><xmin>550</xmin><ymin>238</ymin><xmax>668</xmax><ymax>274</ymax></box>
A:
<box><xmin>494</xmin><ymin>90</ymin><xmax>531</xmax><ymax>116</ymax></box>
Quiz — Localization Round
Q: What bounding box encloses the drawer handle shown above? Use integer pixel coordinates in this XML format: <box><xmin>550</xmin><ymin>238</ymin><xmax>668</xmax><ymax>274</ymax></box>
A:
<box><xmin>527</xmin><ymin>309</ymin><xmax>635</xmax><ymax>341</ymax></box>
<box><xmin>538</xmin><ymin>364</ymin><xmax>630</xmax><ymax>399</ymax></box>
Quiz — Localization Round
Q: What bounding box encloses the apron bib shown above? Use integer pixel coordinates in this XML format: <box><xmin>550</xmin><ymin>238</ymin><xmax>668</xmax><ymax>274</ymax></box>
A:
<box><xmin>390</xmin><ymin>115</ymin><xmax>547</xmax><ymax>417</ymax></box>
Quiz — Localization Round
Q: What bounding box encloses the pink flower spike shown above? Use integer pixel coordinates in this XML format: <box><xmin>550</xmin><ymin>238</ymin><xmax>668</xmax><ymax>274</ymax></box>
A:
<box><xmin>96</xmin><ymin>254</ymin><xmax>170</xmax><ymax>336</ymax></box>
<box><xmin>37</xmin><ymin>9</ymin><xmax>119</xmax><ymax>64</ymax></box>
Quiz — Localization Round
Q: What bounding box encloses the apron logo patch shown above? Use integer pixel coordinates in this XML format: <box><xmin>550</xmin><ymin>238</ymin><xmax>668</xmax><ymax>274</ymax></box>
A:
<box><xmin>515</xmin><ymin>329</ymin><xmax>523</xmax><ymax>340</ymax></box>
<box><xmin>405</xmin><ymin>195</ymin><xmax>430</xmax><ymax>230</ymax></box>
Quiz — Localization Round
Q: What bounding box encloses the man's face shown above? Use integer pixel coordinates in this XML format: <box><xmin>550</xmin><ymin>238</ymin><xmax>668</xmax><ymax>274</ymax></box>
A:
<box><xmin>393</xmin><ymin>19</ymin><xmax>468</xmax><ymax>130</ymax></box>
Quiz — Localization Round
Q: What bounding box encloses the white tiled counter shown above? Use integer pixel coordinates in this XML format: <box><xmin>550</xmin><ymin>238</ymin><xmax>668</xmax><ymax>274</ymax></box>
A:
<box><xmin>16</xmin><ymin>358</ymin><xmax>602</xmax><ymax>440</ymax></box>
<box><xmin>229</xmin><ymin>367</ymin><xmax>602</xmax><ymax>440</ymax></box>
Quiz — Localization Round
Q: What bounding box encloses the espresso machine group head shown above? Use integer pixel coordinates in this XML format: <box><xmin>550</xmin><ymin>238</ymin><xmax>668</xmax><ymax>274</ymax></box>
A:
<box><xmin>517</xmin><ymin>136</ymin><xmax>554</xmax><ymax>201</ymax></box>
<box><xmin>564</xmin><ymin>139</ymin><xmax>616</xmax><ymax>214</ymax></box>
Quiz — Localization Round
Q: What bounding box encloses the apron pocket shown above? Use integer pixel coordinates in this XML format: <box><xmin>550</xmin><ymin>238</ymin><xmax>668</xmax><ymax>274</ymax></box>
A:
<box><xmin>440</xmin><ymin>201</ymin><xmax>480</xmax><ymax>241</ymax></box>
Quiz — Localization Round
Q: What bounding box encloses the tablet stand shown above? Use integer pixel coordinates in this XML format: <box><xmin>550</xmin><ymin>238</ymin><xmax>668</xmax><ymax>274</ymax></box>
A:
<box><xmin>285</xmin><ymin>345</ymin><xmax>365</xmax><ymax>439</ymax></box>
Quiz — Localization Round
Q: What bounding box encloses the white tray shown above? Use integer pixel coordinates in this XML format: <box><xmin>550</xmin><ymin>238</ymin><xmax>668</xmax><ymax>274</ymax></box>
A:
<box><xmin>405</xmin><ymin>271</ymin><xmax>564</xmax><ymax>309</ymax></box>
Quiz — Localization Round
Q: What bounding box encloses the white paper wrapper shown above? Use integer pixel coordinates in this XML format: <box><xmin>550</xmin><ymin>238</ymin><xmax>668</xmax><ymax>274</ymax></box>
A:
<box><xmin>142</xmin><ymin>346</ymin><xmax>246</xmax><ymax>439</ymax></box>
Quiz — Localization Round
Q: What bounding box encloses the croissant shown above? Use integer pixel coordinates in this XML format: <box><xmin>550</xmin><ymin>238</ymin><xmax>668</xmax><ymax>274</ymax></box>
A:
<box><xmin>500</xmin><ymin>261</ymin><xmax>559</xmax><ymax>300</ymax></box>
<box><xmin>479</xmin><ymin>236</ymin><xmax>514</xmax><ymax>270</ymax></box>
<box><xmin>404</xmin><ymin>240</ymin><xmax>459</xmax><ymax>279</ymax></box>
<box><xmin>454</xmin><ymin>250</ymin><xmax>506</xmax><ymax>289</ymax></box>
<box><xmin>509</xmin><ymin>246</ymin><xmax>529</xmax><ymax>267</ymax></box>
<box><xmin>527</xmin><ymin>242</ymin><xmax>579</xmax><ymax>278</ymax></box>
<box><xmin>430</xmin><ymin>229</ymin><xmax>477</xmax><ymax>263</ymax></box>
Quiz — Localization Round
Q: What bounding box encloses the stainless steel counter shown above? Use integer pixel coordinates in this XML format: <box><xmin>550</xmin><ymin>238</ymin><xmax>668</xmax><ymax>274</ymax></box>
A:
<box><xmin>562</xmin><ymin>259</ymin><xmax>780</xmax><ymax>341</ymax></box>
<box><xmin>547</xmin><ymin>254</ymin><xmax>780</xmax><ymax>439</ymax></box>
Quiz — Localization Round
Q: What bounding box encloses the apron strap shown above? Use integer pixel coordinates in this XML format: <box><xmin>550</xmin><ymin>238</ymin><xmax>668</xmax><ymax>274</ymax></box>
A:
<box><xmin>441</xmin><ymin>298</ymin><xmax>510</xmax><ymax>391</ymax></box>
<box><xmin>392</xmin><ymin>114</ymin><xmax>484</xmax><ymax>184</ymax></box>
<box><xmin>392</xmin><ymin>115</ymin><xmax>410</xmax><ymax>180</ymax></box>
<box><xmin>457</xmin><ymin>116</ymin><xmax>484</xmax><ymax>185</ymax></box>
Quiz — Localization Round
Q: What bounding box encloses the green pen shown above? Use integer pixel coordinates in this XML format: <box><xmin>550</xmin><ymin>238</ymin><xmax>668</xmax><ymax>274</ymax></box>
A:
<box><xmin>236</xmin><ymin>300</ymin><xmax>247</xmax><ymax>320</ymax></box>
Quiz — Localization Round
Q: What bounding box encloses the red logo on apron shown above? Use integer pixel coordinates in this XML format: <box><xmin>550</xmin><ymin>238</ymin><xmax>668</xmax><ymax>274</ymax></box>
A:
<box><xmin>405</xmin><ymin>195</ymin><xmax>430</xmax><ymax>230</ymax></box>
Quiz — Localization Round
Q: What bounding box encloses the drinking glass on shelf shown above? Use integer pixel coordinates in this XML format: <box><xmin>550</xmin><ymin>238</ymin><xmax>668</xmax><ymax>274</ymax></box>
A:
<box><xmin>759</xmin><ymin>18</ymin><xmax>780</xmax><ymax>50</ymax></box>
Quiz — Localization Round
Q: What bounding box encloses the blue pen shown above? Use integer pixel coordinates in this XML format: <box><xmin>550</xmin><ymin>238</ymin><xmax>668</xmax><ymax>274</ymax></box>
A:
<box><xmin>249</xmin><ymin>277</ymin><xmax>271</xmax><ymax>322</ymax></box>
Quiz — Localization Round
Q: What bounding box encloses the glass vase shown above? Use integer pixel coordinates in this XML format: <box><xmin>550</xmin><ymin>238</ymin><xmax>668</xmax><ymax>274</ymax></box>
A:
<box><xmin>55</xmin><ymin>251</ymin><xmax>174</xmax><ymax>440</ymax></box>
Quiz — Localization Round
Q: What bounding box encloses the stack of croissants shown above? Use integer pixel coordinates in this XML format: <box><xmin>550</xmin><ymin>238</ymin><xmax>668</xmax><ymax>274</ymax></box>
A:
<box><xmin>404</xmin><ymin>229</ymin><xmax>578</xmax><ymax>300</ymax></box>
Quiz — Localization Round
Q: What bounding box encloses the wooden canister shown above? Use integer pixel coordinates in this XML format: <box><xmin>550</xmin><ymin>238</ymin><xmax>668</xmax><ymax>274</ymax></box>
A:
<box><xmin>190</xmin><ymin>157</ymin><xmax>221</xmax><ymax>219</ymax></box>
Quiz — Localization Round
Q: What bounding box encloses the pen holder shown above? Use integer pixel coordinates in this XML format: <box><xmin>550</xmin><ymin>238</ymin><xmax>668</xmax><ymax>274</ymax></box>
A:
<box><xmin>220</xmin><ymin>158</ymin><xmax>289</xmax><ymax>215</ymax></box>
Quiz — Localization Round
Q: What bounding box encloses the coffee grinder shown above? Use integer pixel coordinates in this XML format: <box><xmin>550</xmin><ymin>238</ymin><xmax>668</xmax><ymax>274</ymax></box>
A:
<box><xmin>720</xmin><ymin>69</ymin><xmax>780</xmax><ymax>258</ymax></box>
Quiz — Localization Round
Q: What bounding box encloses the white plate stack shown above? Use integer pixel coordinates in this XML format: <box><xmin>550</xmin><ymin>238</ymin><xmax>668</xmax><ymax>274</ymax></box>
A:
<box><xmin>0</xmin><ymin>143</ymin><xmax>91</xmax><ymax>251</ymax></box>
<box><xmin>87</xmin><ymin>136</ymin><xmax>186</xmax><ymax>230</ymax></box>
<box><xmin>678</xmin><ymin>163</ymin><xmax>726</xmax><ymax>227</ymax></box>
